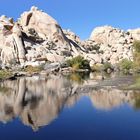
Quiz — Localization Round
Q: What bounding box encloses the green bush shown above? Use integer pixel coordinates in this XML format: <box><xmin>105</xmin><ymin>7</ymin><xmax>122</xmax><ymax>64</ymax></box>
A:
<box><xmin>67</xmin><ymin>56</ymin><xmax>90</xmax><ymax>70</ymax></box>
<box><xmin>24</xmin><ymin>65</ymin><xmax>43</xmax><ymax>73</ymax></box>
<box><xmin>133</xmin><ymin>40</ymin><xmax>140</xmax><ymax>53</ymax></box>
<box><xmin>0</xmin><ymin>70</ymin><xmax>13</xmax><ymax>79</ymax></box>
<box><xmin>102</xmin><ymin>62</ymin><xmax>113</xmax><ymax>72</ymax></box>
<box><xmin>91</xmin><ymin>64</ymin><xmax>102</xmax><ymax>72</ymax></box>
<box><xmin>119</xmin><ymin>59</ymin><xmax>133</xmax><ymax>72</ymax></box>
<box><xmin>133</xmin><ymin>40</ymin><xmax>140</xmax><ymax>71</ymax></box>
<box><xmin>91</xmin><ymin>63</ymin><xmax>113</xmax><ymax>72</ymax></box>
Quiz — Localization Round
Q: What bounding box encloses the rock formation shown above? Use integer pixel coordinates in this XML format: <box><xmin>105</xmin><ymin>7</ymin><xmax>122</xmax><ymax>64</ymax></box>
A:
<box><xmin>0</xmin><ymin>6</ymin><xmax>83</xmax><ymax>67</ymax></box>
<box><xmin>19</xmin><ymin>6</ymin><xmax>70</xmax><ymax>46</ymax></box>
<box><xmin>0</xmin><ymin>6</ymin><xmax>139</xmax><ymax>68</ymax></box>
<box><xmin>88</xmin><ymin>26</ymin><xmax>134</xmax><ymax>64</ymax></box>
<box><xmin>0</xmin><ymin>16</ymin><xmax>26</xmax><ymax>66</ymax></box>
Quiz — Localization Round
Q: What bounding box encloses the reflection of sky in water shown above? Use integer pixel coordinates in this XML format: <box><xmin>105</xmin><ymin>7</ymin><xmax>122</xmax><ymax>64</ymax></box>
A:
<box><xmin>0</xmin><ymin>75</ymin><xmax>140</xmax><ymax>140</ymax></box>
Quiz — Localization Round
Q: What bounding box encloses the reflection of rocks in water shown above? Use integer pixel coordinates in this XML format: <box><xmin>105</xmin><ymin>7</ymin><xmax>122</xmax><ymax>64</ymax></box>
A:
<box><xmin>0</xmin><ymin>75</ymin><xmax>74</xmax><ymax>131</ymax></box>
<box><xmin>88</xmin><ymin>88</ymin><xmax>135</xmax><ymax>110</ymax></box>
<box><xmin>0</xmin><ymin>80</ymin><xmax>17</xmax><ymax>123</ymax></box>
<box><xmin>65</xmin><ymin>94</ymin><xmax>82</xmax><ymax>108</ymax></box>
<box><xmin>0</xmin><ymin>75</ymin><xmax>140</xmax><ymax>130</ymax></box>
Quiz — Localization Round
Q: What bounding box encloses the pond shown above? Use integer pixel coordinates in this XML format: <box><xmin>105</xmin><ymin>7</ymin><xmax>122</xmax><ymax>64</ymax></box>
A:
<box><xmin>0</xmin><ymin>73</ymin><xmax>140</xmax><ymax>140</ymax></box>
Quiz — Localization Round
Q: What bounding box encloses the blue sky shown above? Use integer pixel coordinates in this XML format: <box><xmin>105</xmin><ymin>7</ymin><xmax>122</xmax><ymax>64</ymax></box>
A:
<box><xmin>0</xmin><ymin>0</ymin><xmax>140</xmax><ymax>39</ymax></box>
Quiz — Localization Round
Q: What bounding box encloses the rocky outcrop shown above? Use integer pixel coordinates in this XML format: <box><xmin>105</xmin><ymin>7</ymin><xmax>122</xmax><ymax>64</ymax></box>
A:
<box><xmin>64</xmin><ymin>25</ymin><xmax>135</xmax><ymax>66</ymax></box>
<box><xmin>0</xmin><ymin>6</ymin><xmax>84</xmax><ymax>68</ymax></box>
<box><xmin>63</xmin><ymin>29</ymin><xmax>81</xmax><ymax>45</ymax></box>
<box><xmin>19</xmin><ymin>6</ymin><xmax>70</xmax><ymax>46</ymax></box>
<box><xmin>0</xmin><ymin>7</ymin><xmax>139</xmax><ymax>68</ymax></box>
<box><xmin>0</xmin><ymin>16</ymin><xmax>26</xmax><ymax>66</ymax></box>
<box><xmin>88</xmin><ymin>26</ymin><xmax>134</xmax><ymax>64</ymax></box>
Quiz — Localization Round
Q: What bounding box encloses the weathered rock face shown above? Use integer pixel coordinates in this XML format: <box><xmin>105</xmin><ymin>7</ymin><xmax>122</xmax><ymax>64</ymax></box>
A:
<box><xmin>0</xmin><ymin>16</ymin><xmax>26</xmax><ymax>66</ymax></box>
<box><xmin>87</xmin><ymin>26</ymin><xmax>134</xmax><ymax>64</ymax></box>
<box><xmin>19</xmin><ymin>6</ymin><xmax>70</xmax><ymax>46</ymax></box>
<box><xmin>0</xmin><ymin>6</ymin><xmax>83</xmax><ymax>67</ymax></box>
<box><xmin>63</xmin><ymin>29</ymin><xmax>81</xmax><ymax>45</ymax></box>
<box><xmin>90</xmin><ymin>26</ymin><xmax>133</xmax><ymax>45</ymax></box>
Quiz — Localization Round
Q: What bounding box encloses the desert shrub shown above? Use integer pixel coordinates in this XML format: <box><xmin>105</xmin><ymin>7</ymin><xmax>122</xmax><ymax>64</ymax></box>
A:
<box><xmin>0</xmin><ymin>70</ymin><xmax>13</xmax><ymax>79</ymax></box>
<box><xmin>24</xmin><ymin>65</ymin><xmax>43</xmax><ymax>73</ymax></box>
<box><xmin>133</xmin><ymin>40</ymin><xmax>140</xmax><ymax>52</ymax></box>
<box><xmin>91</xmin><ymin>63</ymin><xmax>113</xmax><ymax>72</ymax></box>
<box><xmin>119</xmin><ymin>59</ymin><xmax>133</xmax><ymax>72</ymax></box>
<box><xmin>91</xmin><ymin>64</ymin><xmax>102</xmax><ymax>72</ymax></box>
<box><xmin>67</xmin><ymin>56</ymin><xmax>90</xmax><ymax>70</ymax></box>
<box><xmin>133</xmin><ymin>40</ymin><xmax>140</xmax><ymax>71</ymax></box>
<box><xmin>102</xmin><ymin>62</ymin><xmax>113</xmax><ymax>72</ymax></box>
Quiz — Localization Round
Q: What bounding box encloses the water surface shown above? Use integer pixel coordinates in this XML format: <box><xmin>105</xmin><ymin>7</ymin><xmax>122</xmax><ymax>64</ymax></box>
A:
<box><xmin>0</xmin><ymin>73</ymin><xmax>140</xmax><ymax>140</ymax></box>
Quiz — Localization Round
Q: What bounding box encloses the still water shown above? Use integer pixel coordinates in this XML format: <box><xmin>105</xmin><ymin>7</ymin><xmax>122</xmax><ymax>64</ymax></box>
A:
<box><xmin>0</xmin><ymin>73</ymin><xmax>140</xmax><ymax>140</ymax></box>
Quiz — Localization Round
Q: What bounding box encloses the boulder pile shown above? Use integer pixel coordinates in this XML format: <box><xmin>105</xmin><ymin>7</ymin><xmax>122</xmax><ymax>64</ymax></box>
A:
<box><xmin>0</xmin><ymin>6</ymin><xmax>140</xmax><ymax>69</ymax></box>
<box><xmin>0</xmin><ymin>6</ymin><xmax>84</xmax><ymax>68</ymax></box>
<box><xmin>88</xmin><ymin>26</ymin><xmax>134</xmax><ymax>64</ymax></box>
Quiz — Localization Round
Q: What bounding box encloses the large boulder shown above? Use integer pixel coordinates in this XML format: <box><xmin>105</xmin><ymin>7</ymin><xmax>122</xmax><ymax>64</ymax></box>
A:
<box><xmin>17</xmin><ymin>6</ymin><xmax>83</xmax><ymax>64</ymax></box>
<box><xmin>19</xmin><ymin>6</ymin><xmax>70</xmax><ymax>47</ymax></box>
